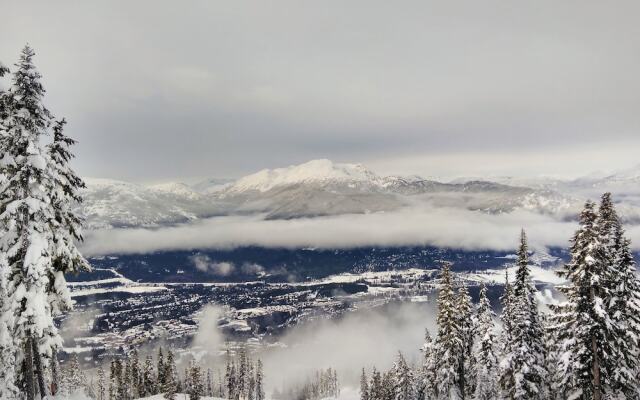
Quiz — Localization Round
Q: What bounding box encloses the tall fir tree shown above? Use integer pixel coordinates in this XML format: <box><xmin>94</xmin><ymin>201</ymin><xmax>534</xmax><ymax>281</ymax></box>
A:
<box><xmin>46</xmin><ymin>117</ymin><xmax>89</xmax><ymax>327</ymax></box>
<box><xmin>156</xmin><ymin>347</ymin><xmax>166</xmax><ymax>390</ymax></box>
<box><xmin>456</xmin><ymin>283</ymin><xmax>475</xmax><ymax>398</ymax></box>
<box><xmin>509</xmin><ymin>230</ymin><xmax>547</xmax><ymax>399</ymax></box>
<box><xmin>255</xmin><ymin>359</ymin><xmax>265</xmax><ymax>400</ymax></box>
<box><xmin>420</xmin><ymin>329</ymin><xmax>437</xmax><ymax>400</ymax></box>
<box><xmin>360</xmin><ymin>368</ymin><xmax>369</xmax><ymax>400</ymax></box>
<box><xmin>0</xmin><ymin>44</ymin><xmax>58</xmax><ymax>400</ymax></box>
<box><xmin>597</xmin><ymin>193</ymin><xmax>640</xmax><ymax>397</ymax></box>
<box><xmin>498</xmin><ymin>269</ymin><xmax>516</xmax><ymax>399</ymax></box>
<box><xmin>96</xmin><ymin>366</ymin><xmax>106</xmax><ymax>400</ymax></box>
<box><xmin>433</xmin><ymin>262</ymin><xmax>462</xmax><ymax>400</ymax></box>
<box><xmin>553</xmin><ymin>201</ymin><xmax>616</xmax><ymax>400</ymax></box>
<box><xmin>163</xmin><ymin>350</ymin><xmax>178</xmax><ymax>400</ymax></box>
<box><xmin>473</xmin><ymin>283</ymin><xmax>499</xmax><ymax>400</ymax></box>
<box><xmin>142</xmin><ymin>354</ymin><xmax>155</xmax><ymax>396</ymax></box>
<box><xmin>392</xmin><ymin>352</ymin><xmax>414</xmax><ymax>400</ymax></box>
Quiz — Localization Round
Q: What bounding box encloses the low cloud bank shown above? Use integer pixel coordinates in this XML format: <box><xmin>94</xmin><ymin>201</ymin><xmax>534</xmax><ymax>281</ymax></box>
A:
<box><xmin>81</xmin><ymin>206</ymin><xmax>589</xmax><ymax>256</ymax></box>
<box><xmin>260</xmin><ymin>301</ymin><xmax>437</xmax><ymax>390</ymax></box>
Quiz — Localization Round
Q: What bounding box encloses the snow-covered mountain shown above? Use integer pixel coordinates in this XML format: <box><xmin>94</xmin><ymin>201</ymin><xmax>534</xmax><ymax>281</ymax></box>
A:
<box><xmin>81</xmin><ymin>160</ymin><xmax>582</xmax><ymax>229</ymax></box>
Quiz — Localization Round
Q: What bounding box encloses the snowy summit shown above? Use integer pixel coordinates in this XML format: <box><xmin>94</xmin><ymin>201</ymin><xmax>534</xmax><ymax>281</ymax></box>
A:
<box><xmin>227</xmin><ymin>159</ymin><xmax>379</xmax><ymax>192</ymax></box>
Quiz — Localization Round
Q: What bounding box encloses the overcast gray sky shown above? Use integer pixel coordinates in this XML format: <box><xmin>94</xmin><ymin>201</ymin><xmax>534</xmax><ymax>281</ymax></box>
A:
<box><xmin>2</xmin><ymin>1</ymin><xmax>639</xmax><ymax>182</ymax></box>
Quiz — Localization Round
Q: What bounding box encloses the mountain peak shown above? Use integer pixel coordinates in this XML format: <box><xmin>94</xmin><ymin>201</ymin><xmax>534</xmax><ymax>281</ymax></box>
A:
<box><xmin>227</xmin><ymin>159</ymin><xmax>379</xmax><ymax>192</ymax></box>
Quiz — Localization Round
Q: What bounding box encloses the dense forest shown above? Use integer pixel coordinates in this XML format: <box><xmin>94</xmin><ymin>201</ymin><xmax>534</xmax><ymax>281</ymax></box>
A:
<box><xmin>359</xmin><ymin>195</ymin><xmax>640</xmax><ymax>400</ymax></box>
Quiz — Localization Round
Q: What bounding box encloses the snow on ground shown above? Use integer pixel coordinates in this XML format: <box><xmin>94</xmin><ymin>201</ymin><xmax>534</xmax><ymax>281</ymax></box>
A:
<box><xmin>70</xmin><ymin>284</ymin><xmax>167</xmax><ymax>297</ymax></box>
<box><xmin>315</xmin><ymin>268</ymin><xmax>436</xmax><ymax>285</ymax></box>
<box><xmin>468</xmin><ymin>265</ymin><xmax>566</xmax><ymax>285</ymax></box>
<box><xmin>67</xmin><ymin>267</ymin><xmax>167</xmax><ymax>297</ymax></box>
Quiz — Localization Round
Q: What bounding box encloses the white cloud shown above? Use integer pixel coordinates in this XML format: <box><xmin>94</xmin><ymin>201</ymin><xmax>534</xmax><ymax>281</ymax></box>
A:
<box><xmin>81</xmin><ymin>205</ymin><xmax>588</xmax><ymax>256</ymax></box>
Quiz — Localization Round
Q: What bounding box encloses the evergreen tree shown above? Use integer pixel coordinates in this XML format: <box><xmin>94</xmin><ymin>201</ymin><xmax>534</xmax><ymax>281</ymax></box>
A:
<box><xmin>248</xmin><ymin>361</ymin><xmax>256</xmax><ymax>400</ymax></box>
<box><xmin>370</xmin><ymin>368</ymin><xmax>382</xmax><ymax>400</ymax></box>
<box><xmin>473</xmin><ymin>283</ymin><xmax>499</xmax><ymax>400</ymax></box>
<box><xmin>360</xmin><ymin>368</ymin><xmax>369</xmax><ymax>400</ymax></box>
<box><xmin>188</xmin><ymin>360</ymin><xmax>204</xmax><ymax>400</ymax></box>
<box><xmin>392</xmin><ymin>352</ymin><xmax>414</xmax><ymax>400</ymax></box>
<box><xmin>97</xmin><ymin>366</ymin><xmax>106</xmax><ymax>400</ymax></box>
<box><xmin>433</xmin><ymin>262</ymin><xmax>462</xmax><ymax>400</ymax></box>
<box><xmin>380</xmin><ymin>371</ymin><xmax>395</xmax><ymax>400</ymax></box>
<box><xmin>553</xmin><ymin>201</ymin><xmax>616</xmax><ymax>400</ymax></box>
<box><xmin>255</xmin><ymin>359</ymin><xmax>265</xmax><ymax>400</ymax></box>
<box><xmin>456</xmin><ymin>283</ymin><xmax>475</xmax><ymax>397</ymax></box>
<box><xmin>0</xmin><ymin>44</ymin><xmax>58</xmax><ymax>400</ymax></box>
<box><xmin>129</xmin><ymin>350</ymin><xmax>140</xmax><ymax>398</ymax></box>
<box><xmin>498</xmin><ymin>269</ymin><xmax>516</xmax><ymax>398</ymax></box>
<box><xmin>46</xmin><ymin>117</ymin><xmax>89</xmax><ymax>330</ymax></box>
<box><xmin>163</xmin><ymin>350</ymin><xmax>178</xmax><ymax>400</ymax></box>
<box><xmin>206</xmin><ymin>368</ymin><xmax>214</xmax><ymax>397</ymax></box>
<box><xmin>156</xmin><ymin>347</ymin><xmax>166</xmax><ymax>390</ymax></box>
<box><xmin>597</xmin><ymin>193</ymin><xmax>640</xmax><ymax>397</ymax></box>
<box><xmin>109</xmin><ymin>359</ymin><xmax>120</xmax><ymax>400</ymax></box>
<box><xmin>65</xmin><ymin>353</ymin><xmax>85</xmax><ymax>394</ymax></box>
<box><xmin>420</xmin><ymin>330</ymin><xmax>437</xmax><ymax>400</ymax></box>
<box><xmin>509</xmin><ymin>230</ymin><xmax>547</xmax><ymax>399</ymax></box>
<box><xmin>142</xmin><ymin>354</ymin><xmax>155</xmax><ymax>396</ymax></box>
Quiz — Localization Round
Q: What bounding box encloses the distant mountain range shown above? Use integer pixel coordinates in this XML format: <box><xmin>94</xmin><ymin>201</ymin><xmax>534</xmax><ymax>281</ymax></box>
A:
<box><xmin>81</xmin><ymin>159</ymin><xmax>640</xmax><ymax>229</ymax></box>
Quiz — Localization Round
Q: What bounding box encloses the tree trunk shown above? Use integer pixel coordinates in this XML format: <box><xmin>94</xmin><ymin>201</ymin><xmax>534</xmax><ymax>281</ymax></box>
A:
<box><xmin>24</xmin><ymin>338</ymin><xmax>35</xmax><ymax>400</ymax></box>
<box><xmin>32</xmin><ymin>339</ymin><xmax>48</xmax><ymax>399</ymax></box>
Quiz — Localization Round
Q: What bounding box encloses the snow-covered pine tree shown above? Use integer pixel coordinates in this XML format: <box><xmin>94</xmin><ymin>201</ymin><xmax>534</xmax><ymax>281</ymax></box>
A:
<box><xmin>248</xmin><ymin>361</ymin><xmax>256</xmax><ymax>400</ymax></box>
<box><xmin>206</xmin><ymin>368</ymin><xmax>214</xmax><ymax>397</ymax></box>
<box><xmin>473</xmin><ymin>283</ymin><xmax>499</xmax><ymax>400</ymax></box>
<box><xmin>184</xmin><ymin>365</ymin><xmax>193</xmax><ymax>394</ymax></box>
<box><xmin>381</xmin><ymin>371</ymin><xmax>395</xmax><ymax>400</ymax></box>
<box><xmin>553</xmin><ymin>201</ymin><xmax>616</xmax><ymax>400</ymax></box>
<box><xmin>97</xmin><ymin>366</ymin><xmax>106</xmax><ymax>400</ymax></box>
<box><xmin>142</xmin><ymin>354</ymin><xmax>155</xmax><ymax>396</ymax></box>
<box><xmin>392</xmin><ymin>352</ymin><xmax>414</xmax><ymax>400</ymax></box>
<box><xmin>218</xmin><ymin>368</ymin><xmax>225</xmax><ymax>398</ymax></box>
<box><xmin>0</xmin><ymin>44</ymin><xmax>59</xmax><ymax>400</ymax></box>
<box><xmin>239</xmin><ymin>347</ymin><xmax>248</xmax><ymax>399</ymax></box>
<box><xmin>156</xmin><ymin>347</ymin><xmax>166</xmax><ymax>390</ymax></box>
<box><xmin>597</xmin><ymin>193</ymin><xmax>640</xmax><ymax>397</ymax></box>
<box><xmin>164</xmin><ymin>350</ymin><xmax>178</xmax><ymax>400</ymax></box>
<box><xmin>46</xmin><ymin>117</ymin><xmax>89</xmax><ymax>339</ymax></box>
<box><xmin>498</xmin><ymin>269</ymin><xmax>516</xmax><ymax>399</ymax></box>
<box><xmin>188</xmin><ymin>360</ymin><xmax>205</xmax><ymax>400</ymax></box>
<box><xmin>433</xmin><ymin>262</ymin><xmax>462</xmax><ymax>400</ymax></box>
<box><xmin>65</xmin><ymin>353</ymin><xmax>85</xmax><ymax>395</ymax></box>
<box><xmin>360</xmin><ymin>368</ymin><xmax>370</xmax><ymax>400</ymax></box>
<box><xmin>420</xmin><ymin>329</ymin><xmax>436</xmax><ymax>400</ymax></box>
<box><xmin>509</xmin><ymin>230</ymin><xmax>547</xmax><ymax>399</ymax></box>
<box><xmin>109</xmin><ymin>359</ymin><xmax>120</xmax><ymax>400</ymax></box>
<box><xmin>369</xmin><ymin>368</ymin><xmax>382</xmax><ymax>400</ymax></box>
<box><xmin>455</xmin><ymin>283</ymin><xmax>475</xmax><ymax>398</ymax></box>
<box><xmin>256</xmin><ymin>359</ymin><xmax>265</xmax><ymax>400</ymax></box>
<box><xmin>129</xmin><ymin>350</ymin><xmax>141</xmax><ymax>398</ymax></box>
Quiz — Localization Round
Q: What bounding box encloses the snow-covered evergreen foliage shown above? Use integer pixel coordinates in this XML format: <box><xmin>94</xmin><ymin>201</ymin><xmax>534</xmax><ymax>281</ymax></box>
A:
<box><xmin>473</xmin><ymin>283</ymin><xmax>498</xmax><ymax>400</ymax></box>
<box><xmin>509</xmin><ymin>230</ymin><xmax>547</xmax><ymax>399</ymax></box>
<box><xmin>433</xmin><ymin>262</ymin><xmax>462</xmax><ymax>400</ymax></box>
